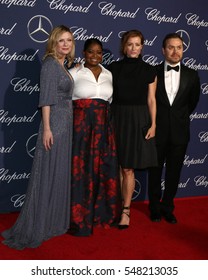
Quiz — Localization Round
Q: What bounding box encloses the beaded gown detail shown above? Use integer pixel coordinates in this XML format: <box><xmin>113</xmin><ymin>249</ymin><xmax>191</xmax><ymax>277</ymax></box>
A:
<box><xmin>1</xmin><ymin>57</ymin><xmax>74</xmax><ymax>249</ymax></box>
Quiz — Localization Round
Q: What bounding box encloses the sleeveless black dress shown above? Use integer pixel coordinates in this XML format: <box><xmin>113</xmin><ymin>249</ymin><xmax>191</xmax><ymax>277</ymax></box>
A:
<box><xmin>108</xmin><ymin>56</ymin><xmax>158</xmax><ymax>169</ymax></box>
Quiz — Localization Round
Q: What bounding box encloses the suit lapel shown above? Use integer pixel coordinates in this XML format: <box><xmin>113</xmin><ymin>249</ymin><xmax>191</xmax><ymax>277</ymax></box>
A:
<box><xmin>172</xmin><ymin>65</ymin><xmax>188</xmax><ymax>105</ymax></box>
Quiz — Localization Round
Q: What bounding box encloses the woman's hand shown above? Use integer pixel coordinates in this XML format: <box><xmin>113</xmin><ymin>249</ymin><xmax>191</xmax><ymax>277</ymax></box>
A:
<box><xmin>145</xmin><ymin>125</ymin><xmax>156</xmax><ymax>140</ymax></box>
<box><xmin>42</xmin><ymin>129</ymin><xmax>53</xmax><ymax>151</ymax></box>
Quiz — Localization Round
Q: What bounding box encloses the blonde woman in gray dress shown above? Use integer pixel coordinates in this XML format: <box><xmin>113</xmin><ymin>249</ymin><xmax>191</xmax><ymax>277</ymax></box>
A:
<box><xmin>1</xmin><ymin>25</ymin><xmax>75</xmax><ymax>249</ymax></box>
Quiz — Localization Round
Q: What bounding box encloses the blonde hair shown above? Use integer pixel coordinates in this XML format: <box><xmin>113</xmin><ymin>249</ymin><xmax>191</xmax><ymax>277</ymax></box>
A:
<box><xmin>43</xmin><ymin>25</ymin><xmax>75</xmax><ymax>67</ymax></box>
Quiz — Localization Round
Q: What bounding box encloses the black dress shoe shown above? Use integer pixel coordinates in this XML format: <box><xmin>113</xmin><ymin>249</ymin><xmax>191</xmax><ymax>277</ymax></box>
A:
<box><xmin>150</xmin><ymin>211</ymin><xmax>161</xmax><ymax>222</ymax></box>
<box><xmin>162</xmin><ymin>212</ymin><xmax>177</xmax><ymax>224</ymax></box>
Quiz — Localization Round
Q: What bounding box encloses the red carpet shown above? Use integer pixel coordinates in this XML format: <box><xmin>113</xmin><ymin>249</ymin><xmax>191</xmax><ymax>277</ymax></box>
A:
<box><xmin>0</xmin><ymin>196</ymin><xmax>208</xmax><ymax>260</ymax></box>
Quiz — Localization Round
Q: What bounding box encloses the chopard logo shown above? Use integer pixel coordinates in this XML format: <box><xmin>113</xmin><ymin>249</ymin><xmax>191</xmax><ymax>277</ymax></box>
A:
<box><xmin>27</xmin><ymin>15</ymin><xmax>53</xmax><ymax>43</ymax></box>
<box><xmin>145</xmin><ymin>7</ymin><xmax>181</xmax><ymax>24</ymax></box>
<box><xmin>0</xmin><ymin>0</ymin><xmax>36</xmax><ymax>8</ymax></box>
<box><xmin>47</xmin><ymin>0</ymin><xmax>93</xmax><ymax>14</ymax></box>
<box><xmin>198</xmin><ymin>132</ymin><xmax>208</xmax><ymax>142</ymax></box>
<box><xmin>0</xmin><ymin>23</ymin><xmax>17</xmax><ymax>36</ymax></box>
<box><xmin>176</xmin><ymin>30</ymin><xmax>190</xmax><ymax>52</ymax></box>
<box><xmin>190</xmin><ymin>112</ymin><xmax>208</xmax><ymax>121</ymax></box>
<box><xmin>183</xmin><ymin>154</ymin><xmax>207</xmax><ymax>167</ymax></box>
<box><xmin>98</xmin><ymin>2</ymin><xmax>140</xmax><ymax>19</ymax></box>
<box><xmin>194</xmin><ymin>176</ymin><xmax>208</xmax><ymax>188</ymax></box>
<box><xmin>11</xmin><ymin>194</ymin><xmax>26</xmax><ymax>208</ymax></box>
<box><xmin>201</xmin><ymin>83</ymin><xmax>208</xmax><ymax>94</ymax></box>
<box><xmin>0</xmin><ymin>110</ymin><xmax>38</xmax><ymax>126</ymax></box>
<box><xmin>183</xmin><ymin>57</ymin><xmax>208</xmax><ymax>70</ymax></box>
<box><xmin>142</xmin><ymin>54</ymin><xmax>163</xmax><ymax>66</ymax></box>
<box><xmin>0</xmin><ymin>46</ymin><xmax>39</xmax><ymax>63</ymax></box>
<box><xmin>161</xmin><ymin>178</ymin><xmax>190</xmax><ymax>189</ymax></box>
<box><xmin>70</xmin><ymin>26</ymin><xmax>112</xmax><ymax>42</ymax></box>
<box><xmin>0</xmin><ymin>168</ymin><xmax>30</xmax><ymax>184</ymax></box>
<box><xmin>185</xmin><ymin>13</ymin><xmax>208</xmax><ymax>29</ymax></box>
<box><xmin>0</xmin><ymin>141</ymin><xmax>16</xmax><ymax>154</ymax></box>
<box><xmin>11</xmin><ymin>77</ymin><xmax>40</xmax><ymax>95</ymax></box>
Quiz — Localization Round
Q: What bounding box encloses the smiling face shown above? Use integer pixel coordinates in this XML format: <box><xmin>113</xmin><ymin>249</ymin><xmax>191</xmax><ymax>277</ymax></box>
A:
<box><xmin>55</xmin><ymin>31</ymin><xmax>73</xmax><ymax>59</ymax></box>
<box><xmin>162</xmin><ymin>38</ymin><xmax>183</xmax><ymax>65</ymax></box>
<box><xmin>124</xmin><ymin>36</ymin><xmax>143</xmax><ymax>58</ymax></box>
<box><xmin>83</xmin><ymin>42</ymin><xmax>103</xmax><ymax>67</ymax></box>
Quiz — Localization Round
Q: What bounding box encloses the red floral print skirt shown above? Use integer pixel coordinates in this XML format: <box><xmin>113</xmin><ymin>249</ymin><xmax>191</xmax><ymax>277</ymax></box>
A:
<box><xmin>69</xmin><ymin>99</ymin><xmax>122</xmax><ymax>236</ymax></box>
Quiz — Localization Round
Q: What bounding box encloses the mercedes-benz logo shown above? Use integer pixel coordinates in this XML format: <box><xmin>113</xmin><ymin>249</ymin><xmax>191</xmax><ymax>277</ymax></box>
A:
<box><xmin>176</xmin><ymin>29</ymin><xmax>190</xmax><ymax>52</ymax></box>
<box><xmin>27</xmin><ymin>15</ymin><xmax>53</xmax><ymax>43</ymax></box>
<box><xmin>118</xmin><ymin>30</ymin><xmax>126</xmax><ymax>39</ymax></box>
<box><xmin>205</xmin><ymin>40</ymin><xmax>208</xmax><ymax>51</ymax></box>
<box><xmin>132</xmin><ymin>178</ymin><xmax>142</xmax><ymax>200</ymax></box>
<box><xmin>26</xmin><ymin>133</ymin><xmax>38</xmax><ymax>158</ymax></box>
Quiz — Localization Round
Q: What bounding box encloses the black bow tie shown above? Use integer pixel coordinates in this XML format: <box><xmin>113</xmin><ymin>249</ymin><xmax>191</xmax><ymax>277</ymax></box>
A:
<box><xmin>167</xmin><ymin>65</ymin><xmax>179</xmax><ymax>72</ymax></box>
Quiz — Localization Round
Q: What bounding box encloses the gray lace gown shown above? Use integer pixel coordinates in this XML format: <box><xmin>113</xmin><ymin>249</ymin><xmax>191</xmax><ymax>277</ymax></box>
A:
<box><xmin>1</xmin><ymin>57</ymin><xmax>74</xmax><ymax>250</ymax></box>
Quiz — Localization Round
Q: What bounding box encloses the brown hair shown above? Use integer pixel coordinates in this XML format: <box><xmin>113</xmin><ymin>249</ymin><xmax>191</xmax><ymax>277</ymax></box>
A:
<box><xmin>120</xmin><ymin>29</ymin><xmax>144</xmax><ymax>56</ymax></box>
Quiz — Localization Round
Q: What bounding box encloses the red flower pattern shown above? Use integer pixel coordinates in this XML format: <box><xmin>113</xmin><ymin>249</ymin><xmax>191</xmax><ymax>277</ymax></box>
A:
<box><xmin>70</xmin><ymin>99</ymin><xmax>122</xmax><ymax>236</ymax></box>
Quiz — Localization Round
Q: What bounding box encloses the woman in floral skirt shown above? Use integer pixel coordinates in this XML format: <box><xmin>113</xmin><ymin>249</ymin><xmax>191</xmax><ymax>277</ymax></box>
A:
<box><xmin>68</xmin><ymin>38</ymin><xmax>122</xmax><ymax>236</ymax></box>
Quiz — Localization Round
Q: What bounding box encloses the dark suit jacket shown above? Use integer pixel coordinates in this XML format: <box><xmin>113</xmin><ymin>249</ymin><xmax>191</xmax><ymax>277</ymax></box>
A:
<box><xmin>155</xmin><ymin>62</ymin><xmax>200</xmax><ymax>145</ymax></box>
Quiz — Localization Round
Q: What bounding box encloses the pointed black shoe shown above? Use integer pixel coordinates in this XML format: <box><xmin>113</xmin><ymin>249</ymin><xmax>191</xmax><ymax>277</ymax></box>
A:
<box><xmin>118</xmin><ymin>224</ymin><xmax>129</xmax><ymax>230</ymax></box>
<box><xmin>118</xmin><ymin>206</ymin><xmax>130</xmax><ymax>230</ymax></box>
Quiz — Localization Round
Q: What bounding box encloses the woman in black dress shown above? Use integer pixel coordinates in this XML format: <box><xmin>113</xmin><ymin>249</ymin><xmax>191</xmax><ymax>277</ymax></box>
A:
<box><xmin>108</xmin><ymin>30</ymin><xmax>157</xmax><ymax>229</ymax></box>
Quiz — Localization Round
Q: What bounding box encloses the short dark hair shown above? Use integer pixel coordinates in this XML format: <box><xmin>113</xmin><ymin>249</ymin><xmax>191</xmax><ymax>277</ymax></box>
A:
<box><xmin>83</xmin><ymin>38</ymin><xmax>103</xmax><ymax>51</ymax></box>
<box><xmin>162</xmin><ymin>33</ymin><xmax>183</xmax><ymax>48</ymax></box>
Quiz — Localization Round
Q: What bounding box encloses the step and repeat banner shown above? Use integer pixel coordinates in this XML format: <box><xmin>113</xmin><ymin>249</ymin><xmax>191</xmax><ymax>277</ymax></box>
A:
<box><xmin>0</xmin><ymin>0</ymin><xmax>207</xmax><ymax>212</ymax></box>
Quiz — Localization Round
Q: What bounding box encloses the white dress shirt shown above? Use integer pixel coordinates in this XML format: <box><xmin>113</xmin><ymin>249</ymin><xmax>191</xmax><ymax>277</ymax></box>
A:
<box><xmin>69</xmin><ymin>63</ymin><xmax>113</xmax><ymax>103</ymax></box>
<box><xmin>164</xmin><ymin>61</ymin><xmax>180</xmax><ymax>105</ymax></box>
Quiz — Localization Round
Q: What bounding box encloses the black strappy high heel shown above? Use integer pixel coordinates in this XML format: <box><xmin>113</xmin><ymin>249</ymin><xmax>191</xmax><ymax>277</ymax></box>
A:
<box><xmin>118</xmin><ymin>206</ymin><xmax>130</xmax><ymax>230</ymax></box>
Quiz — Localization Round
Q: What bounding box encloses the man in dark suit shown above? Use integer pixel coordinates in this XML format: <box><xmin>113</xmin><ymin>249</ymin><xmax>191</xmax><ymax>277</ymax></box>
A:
<box><xmin>148</xmin><ymin>33</ymin><xmax>200</xmax><ymax>223</ymax></box>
